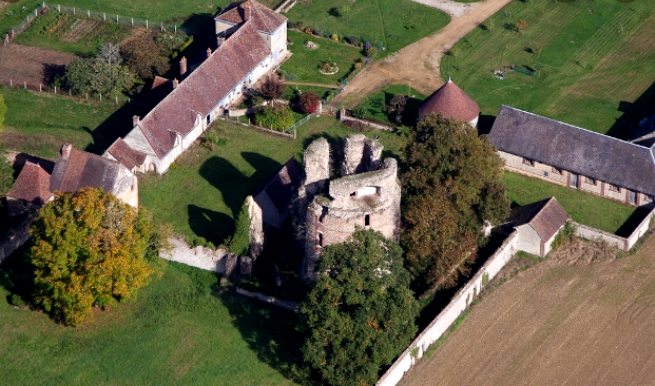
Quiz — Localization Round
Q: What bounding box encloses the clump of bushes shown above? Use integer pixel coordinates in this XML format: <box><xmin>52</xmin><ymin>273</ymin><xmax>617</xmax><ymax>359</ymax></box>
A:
<box><xmin>254</xmin><ymin>104</ymin><xmax>295</xmax><ymax>131</ymax></box>
<box><xmin>351</xmin><ymin>106</ymin><xmax>368</xmax><ymax>119</ymax></box>
<box><xmin>299</xmin><ymin>92</ymin><xmax>320</xmax><ymax>114</ymax></box>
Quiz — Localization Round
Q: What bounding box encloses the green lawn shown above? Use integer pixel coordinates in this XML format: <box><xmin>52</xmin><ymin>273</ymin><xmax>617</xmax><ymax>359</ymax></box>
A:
<box><xmin>354</xmin><ymin>84</ymin><xmax>425</xmax><ymax>125</ymax></box>
<box><xmin>139</xmin><ymin>116</ymin><xmax>406</xmax><ymax>247</ymax></box>
<box><xmin>0</xmin><ymin>86</ymin><xmax>143</xmax><ymax>159</ymax></box>
<box><xmin>281</xmin><ymin>30</ymin><xmax>364</xmax><ymax>85</ymax></box>
<box><xmin>441</xmin><ymin>0</ymin><xmax>655</xmax><ymax>137</ymax></box>
<box><xmin>0</xmin><ymin>258</ymin><xmax>305</xmax><ymax>386</ymax></box>
<box><xmin>285</xmin><ymin>0</ymin><xmax>450</xmax><ymax>56</ymax></box>
<box><xmin>503</xmin><ymin>172</ymin><xmax>646</xmax><ymax>236</ymax></box>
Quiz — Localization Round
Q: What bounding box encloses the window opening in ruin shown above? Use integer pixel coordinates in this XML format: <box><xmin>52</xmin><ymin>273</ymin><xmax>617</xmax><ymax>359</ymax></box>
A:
<box><xmin>319</xmin><ymin>206</ymin><xmax>328</xmax><ymax>223</ymax></box>
<box><xmin>318</xmin><ymin>232</ymin><xmax>324</xmax><ymax>247</ymax></box>
<box><xmin>365</xmin><ymin>214</ymin><xmax>370</xmax><ymax>227</ymax></box>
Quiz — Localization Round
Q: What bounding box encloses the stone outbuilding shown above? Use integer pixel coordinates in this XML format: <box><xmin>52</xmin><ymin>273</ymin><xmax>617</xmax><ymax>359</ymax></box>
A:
<box><xmin>6</xmin><ymin>161</ymin><xmax>53</xmax><ymax>219</ymax></box>
<box><xmin>298</xmin><ymin>135</ymin><xmax>401</xmax><ymax>281</ymax></box>
<box><xmin>418</xmin><ymin>78</ymin><xmax>480</xmax><ymax>127</ymax></box>
<box><xmin>506</xmin><ymin>197</ymin><xmax>569</xmax><ymax>257</ymax></box>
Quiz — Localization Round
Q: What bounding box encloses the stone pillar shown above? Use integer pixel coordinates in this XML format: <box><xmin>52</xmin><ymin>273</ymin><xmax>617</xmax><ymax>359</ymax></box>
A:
<box><xmin>247</xmin><ymin>195</ymin><xmax>265</xmax><ymax>261</ymax></box>
<box><xmin>303</xmin><ymin>138</ymin><xmax>330</xmax><ymax>195</ymax></box>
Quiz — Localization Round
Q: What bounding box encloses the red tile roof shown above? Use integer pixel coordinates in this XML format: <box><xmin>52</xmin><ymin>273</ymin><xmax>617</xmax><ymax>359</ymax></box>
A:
<box><xmin>137</xmin><ymin>20</ymin><xmax>271</xmax><ymax>158</ymax></box>
<box><xmin>50</xmin><ymin>146</ymin><xmax>121</xmax><ymax>194</ymax></box>
<box><xmin>215</xmin><ymin>0</ymin><xmax>287</xmax><ymax>33</ymax></box>
<box><xmin>106</xmin><ymin>138</ymin><xmax>147</xmax><ymax>170</ymax></box>
<box><xmin>509</xmin><ymin>197</ymin><xmax>569</xmax><ymax>242</ymax></box>
<box><xmin>418</xmin><ymin>79</ymin><xmax>480</xmax><ymax>122</ymax></box>
<box><xmin>7</xmin><ymin>162</ymin><xmax>52</xmax><ymax>205</ymax></box>
<box><xmin>151</xmin><ymin>75</ymin><xmax>172</xmax><ymax>91</ymax></box>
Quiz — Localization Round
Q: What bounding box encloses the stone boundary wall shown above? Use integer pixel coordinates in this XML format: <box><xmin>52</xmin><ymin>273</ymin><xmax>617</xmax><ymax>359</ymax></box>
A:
<box><xmin>159</xmin><ymin>237</ymin><xmax>229</xmax><ymax>273</ymax></box>
<box><xmin>573</xmin><ymin>206</ymin><xmax>655</xmax><ymax>251</ymax></box>
<box><xmin>341</xmin><ymin>115</ymin><xmax>395</xmax><ymax>131</ymax></box>
<box><xmin>376</xmin><ymin>231</ymin><xmax>520</xmax><ymax>386</ymax></box>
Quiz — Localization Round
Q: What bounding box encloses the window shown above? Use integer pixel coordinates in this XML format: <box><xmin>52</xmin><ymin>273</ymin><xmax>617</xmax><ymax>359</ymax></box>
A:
<box><xmin>609</xmin><ymin>184</ymin><xmax>621</xmax><ymax>192</ymax></box>
<box><xmin>206</xmin><ymin>114</ymin><xmax>211</xmax><ymax>125</ymax></box>
<box><xmin>522</xmin><ymin>158</ymin><xmax>535</xmax><ymax>167</ymax></box>
<box><xmin>585</xmin><ymin>177</ymin><xmax>596</xmax><ymax>185</ymax></box>
<box><xmin>552</xmin><ymin>167</ymin><xmax>562</xmax><ymax>175</ymax></box>
<box><xmin>364</xmin><ymin>214</ymin><xmax>370</xmax><ymax>227</ymax></box>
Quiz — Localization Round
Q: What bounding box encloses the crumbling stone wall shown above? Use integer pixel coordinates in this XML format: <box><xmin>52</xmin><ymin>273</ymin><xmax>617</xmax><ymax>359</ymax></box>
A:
<box><xmin>299</xmin><ymin>134</ymin><xmax>401</xmax><ymax>281</ymax></box>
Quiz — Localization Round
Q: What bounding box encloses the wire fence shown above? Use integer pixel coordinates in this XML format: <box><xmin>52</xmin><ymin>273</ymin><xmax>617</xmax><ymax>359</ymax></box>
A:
<box><xmin>0</xmin><ymin>77</ymin><xmax>133</xmax><ymax>105</ymax></box>
<box><xmin>3</xmin><ymin>2</ymin><xmax>191</xmax><ymax>45</ymax></box>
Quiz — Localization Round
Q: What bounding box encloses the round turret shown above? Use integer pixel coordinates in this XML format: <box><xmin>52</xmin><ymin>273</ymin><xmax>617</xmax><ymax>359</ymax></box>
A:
<box><xmin>418</xmin><ymin>78</ymin><xmax>480</xmax><ymax>127</ymax></box>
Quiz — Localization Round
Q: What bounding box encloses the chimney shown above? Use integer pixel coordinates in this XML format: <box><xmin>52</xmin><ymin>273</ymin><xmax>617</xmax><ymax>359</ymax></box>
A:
<box><xmin>207</xmin><ymin>47</ymin><xmax>212</xmax><ymax>58</ymax></box>
<box><xmin>132</xmin><ymin>115</ymin><xmax>140</xmax><ymax>127</ymax></box>
<box><xmin>180</xmin><ymin>56</ymin><xmax>187</xmax><ymax>79</ymax></box>
<box><xmin>61</xmin><ymin>143</ymin><xmax>72</xmax><ymax>159</ymax></box>
<box><xmin>173</xmin><ymin>78</ymin><xmax>179</xmax><ymax>89</ymax></box>
<box><xmin>243</xmin><ymin>1</ymin><xmax>251</xmax><ymax>21</ymax></box>
<box><xmin>217</xmin><ymin>35</ymin><xmax>226</xmax><ymax>47</ymax></box>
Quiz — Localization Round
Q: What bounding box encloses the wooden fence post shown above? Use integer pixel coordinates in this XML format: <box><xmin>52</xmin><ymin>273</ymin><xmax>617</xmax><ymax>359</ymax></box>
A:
<box><xmin>57</xmin><ymin>4</ymin><xmax>60</xmax><ymax>12</ymax></box>
<box><xmin>39</xmin><ymin>83</ymin><xmax>42</xmax><ymax>92</ymax></box>
<box><xmin>54</xmin><ymin>86</ymin><xmax>57</xmax><ymax>94</ymax></box>
<box><xmin>24</xmin><ymin>81</ymin><xmax>26</xmax><ymax>89</ymax></box>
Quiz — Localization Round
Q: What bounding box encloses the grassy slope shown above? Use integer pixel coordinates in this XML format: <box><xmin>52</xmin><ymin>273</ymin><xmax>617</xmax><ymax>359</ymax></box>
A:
<box><xmin>285</xmin><ymin>0</ymin><xmax>450</xmax><ymax>55</ymax></box>
<box><xmin>0</xmin><ymin>260</ymin><xmax>303</xmax><ymax>386</ymax></box>
<box><xmin>441</xmin><ymin>0</ymin><xmax>655</xmax><ymax>136</ymax></box>
<box><xmin>503</xmin><ymin>172</ymin><xmax>643</xmax><ymax>235</ymax></box>
<box><xmin>0</xmin><ymin>86</ymin><xmax>137</xmax><ymax>159</ymax></box>
<box><xmin>138</xmin><ymin>116</ymin><xmax>406</xmax><ymax>247</ymax></box>
<box><xmin>281</xmin><ymin>30</ymin><xmax>363</xmax><ymax>85</ymax></box>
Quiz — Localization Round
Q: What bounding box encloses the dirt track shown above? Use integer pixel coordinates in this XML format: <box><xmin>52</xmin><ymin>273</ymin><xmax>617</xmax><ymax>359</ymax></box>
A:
<box><xmin>399</xmin><ymin>236</ymin><xmax>655</xmax><ymax>386</ymax></box>
<box><xmin>332</xmin><ymin>0</ymin><xmax>513</xmax><ymax>108</ymax></box>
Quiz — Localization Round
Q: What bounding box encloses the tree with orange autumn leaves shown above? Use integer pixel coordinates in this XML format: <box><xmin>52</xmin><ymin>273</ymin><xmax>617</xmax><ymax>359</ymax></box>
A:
<box><xmin>298</xmin><ymin>229</ymin><xmax>418</xmax><ymax>386</ymax></box>
<box><xmin>30</xmin><ymin>188</ymin><xmax>168</xmax><ymax>326</ymax></box>
<box><xmin>402</xmin><ymin>114</ymin><xmax>509</xmax><ymax>294</ymax></box>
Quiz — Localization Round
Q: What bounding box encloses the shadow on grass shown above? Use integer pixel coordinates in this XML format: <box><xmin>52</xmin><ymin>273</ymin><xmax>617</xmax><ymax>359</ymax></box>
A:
<box><xmin>615</xmin><ymin>206</ymin><xmax>652</xmax><ymax>238</ymax></box>
<box><xmin>188</xmin><ymin>205</ymin><xmax>234</xmax><ymax>246</ymax></box>
<box><xmin>217</xmin><ymin>290</ymin><xmax>316</xmax><ymax>386</ymax></box>
<box><xmin>0</xmin><ymin>245</ymin><xmax>35</xmax><ymax>306</ymax></box>
<box><xmin>199</xmin><ymin>156</ymin><xmax>250</xmax><ymax>218</ymax></box>
<box><xmin>241</xmin><ymin>152</ymin><xmax>283</xmax><ymax>187</ymax></box>
<box><xmin>608</xmin><ymin>81</ymin><xmax>655</xmax><ymax>140</ymax></box>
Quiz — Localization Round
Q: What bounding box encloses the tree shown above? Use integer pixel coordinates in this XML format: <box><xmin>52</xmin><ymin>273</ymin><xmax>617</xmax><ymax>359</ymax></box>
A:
<box><xmin>65</xmin><ymin>57</ymin><xmax>134</xmax><ymax>97</ymax></box>
<box><xmin>299</xmin><ymin>91</ymin><xmax>320</xmax><ymax>114</ymax></box>
<box><xmin>259</xmin><ymin>75</ymin><xmax>285</xmax><ymax>102</ymax></box>
<box><xmin>97</xmin><ymin>42</ymin><xmax>122</xmax><ymax>65</ymax></box>
<box><xmin>0</xmin><ymin>156</ymin><xmax>14</xmax><ymax>197</ymax></box>
<box><xmin>121</xmin><ymin>36</ymin><xmax>170</xmax><ymax>80</ymax></box>
<box><xmin>228</xmin><ymin>201</ymin><xmax>250</xmax><ymax>256</ymax></box>
<box><xmin>29</xmin><ymin>188</ymin><xmax>164</xmax><ymax>326</ymax></box>
<box><xmin>516</xmin><ymin>19</ymin><xmax>529</xmax><ymax>35</ymax></box>
<box><xmin>0</xmin><ymin>92</ymin><xmax>6</xmax><ymax>134</ymax></box>
<box><xmin>298</xmin><ymin>229</ymin><xmax>419</xmax><ymax>386</ymax></box>
<box><xmin>402</xmin><ymin>114</ymin><xmax>509</xmax><ymax>293</ymax></box>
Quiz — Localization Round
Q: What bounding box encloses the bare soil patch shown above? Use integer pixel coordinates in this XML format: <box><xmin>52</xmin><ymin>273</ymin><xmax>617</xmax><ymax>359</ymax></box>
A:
<box><xmin>399</xmin><ymin>235</ymin><xmax>655</xmax><ymax>386</ymax></box>
<box><xmin>332</xmin><ymin>0</ymin><xmax>513</xmax><ymax>108</ymax></box>
<box><xmin>0</xmin><ymin>43</ymin><xmax>75</xmax><ymax>85</ymax></box>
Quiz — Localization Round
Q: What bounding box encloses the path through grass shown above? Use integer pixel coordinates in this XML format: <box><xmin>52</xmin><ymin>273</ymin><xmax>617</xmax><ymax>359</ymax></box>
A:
<box><xmin>441</xmin><ymin>0</ymin><xmax>655</xmax><ymax>137</ymax></box>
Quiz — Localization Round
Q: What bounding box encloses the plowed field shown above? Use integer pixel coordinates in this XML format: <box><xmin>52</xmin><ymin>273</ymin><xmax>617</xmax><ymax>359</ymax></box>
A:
<box><xmin>400</xmin><ymin>235</ymin><xmax>655</xmax><ymax>386</ymax></box>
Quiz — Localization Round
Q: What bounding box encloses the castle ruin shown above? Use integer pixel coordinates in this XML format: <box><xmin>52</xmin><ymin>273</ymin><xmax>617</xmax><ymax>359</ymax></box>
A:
<box><xmin>298</xmin><ymin>134</ymin><xmax>401</xmax><ymax>281</ymax></box>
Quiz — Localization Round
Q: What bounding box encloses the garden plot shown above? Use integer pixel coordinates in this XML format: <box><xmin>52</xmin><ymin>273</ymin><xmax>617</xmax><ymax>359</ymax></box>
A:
<box><xmin>0</xmin><ymin>43</ymin><xmax>74</xmax><ymax>86</ymax></box>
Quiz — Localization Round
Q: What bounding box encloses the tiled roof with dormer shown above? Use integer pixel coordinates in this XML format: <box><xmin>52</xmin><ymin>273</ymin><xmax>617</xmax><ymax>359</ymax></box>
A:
<box><xmin>215</xmin><ymin>0</ymin><xmax>287</xmax><ymax>33</ymax></box>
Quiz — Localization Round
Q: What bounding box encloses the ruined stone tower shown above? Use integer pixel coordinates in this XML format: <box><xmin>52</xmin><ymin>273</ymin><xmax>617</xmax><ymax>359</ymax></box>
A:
<box><xmin>299</xmin><ymin>134</ymin><xmax>401</xmax><ymax>281</ymax></box>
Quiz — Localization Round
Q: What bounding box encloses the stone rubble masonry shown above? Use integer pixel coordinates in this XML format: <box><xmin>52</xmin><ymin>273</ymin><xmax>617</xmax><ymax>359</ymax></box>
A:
<box><xmin>160</xmin><ymin>237</ymin><xmax>230</xmax><ymax>273</ymax></box>
<box><xmin>300</xmin><ymin>134</ymin><xmax>401</xmax><ymax>281</ymax></box>
<box><xmin>247</xmin><ymin>195</ymin><xmax>265</xmax><ymax>260</ymax></box>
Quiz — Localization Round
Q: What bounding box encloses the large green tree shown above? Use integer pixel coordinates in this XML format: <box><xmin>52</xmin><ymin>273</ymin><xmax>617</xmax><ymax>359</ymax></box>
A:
<box><xmin>298</xmin><ymin>229</ymin><xmax>419</xmax><ymax>386</ymax></box>
<box><xmin>402</xmin><ymin>114</ymin><xmax>509</xmax><ymax>293</ymax></box>
<box><xmin>65</xmin><ymin>57</ymin><xmax>134</xmax><ymax>97</ymax></box>
<box><xmin>30</xmin><ymin>188</ymin><xmax>164</xmax><ymax>326</ymax></box>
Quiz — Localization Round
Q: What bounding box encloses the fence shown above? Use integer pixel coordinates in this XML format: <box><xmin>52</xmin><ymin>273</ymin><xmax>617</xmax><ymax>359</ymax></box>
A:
<box><xmin>0</xmin><ymin>77</ymin><xmax>134</xmax><ymax>105</ymax></box>
<box><xmin>376</xmin><ymin>230</ymin><xmax>521</xmax><ymax>386</ymax></box>
<box><xmin>3</xmin><ymin>3</ymin><xmax>45</xmax><ymax>44</ymax></box>
<box><xmin>218</xmin><ymin>115</ymin><xmax>297</xmax><ymax>139</ymax></box>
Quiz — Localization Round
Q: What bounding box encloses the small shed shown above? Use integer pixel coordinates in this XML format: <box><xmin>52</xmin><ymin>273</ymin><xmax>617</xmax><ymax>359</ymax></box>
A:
<box><xmin>6</xmin><ymin>162</ymin><xmax>53</xmax><ymax>219</ymax></box>
<box><xmin>508</xmin><ymin>197</ymin><xmax>569</xmax><ymax>257</ymax></box>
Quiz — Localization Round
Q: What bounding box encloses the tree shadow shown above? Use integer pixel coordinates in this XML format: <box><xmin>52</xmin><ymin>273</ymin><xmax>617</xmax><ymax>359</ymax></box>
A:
<box><xmin>41</xmin><ymin>63</ymin><xmax>66</xmax><ymax>86</ymax></box>
<box><xmin>241</xmin><ymin>152</ymin><xmax>283</xmax><ymax>188</ymax></box>
<box><xmin>607</xmin><ymin>81</ymin><xmax>655</xmax><ymax>140</ymax></box>
<box><xmin>0</xmin><ymin>245</ymin><xmax>35</xmax><ymax>306</ymax></box>
<box><xmin>199</xmin><ymin>156</ymin><xmax>249</xmax><ymax>218</ymax></box>
<box><xmin>216</xmin><ymin>290</ymin><xmax>316</xmax><ymax>386</ymax></box>
<box><xmin>478</xmin><ymin>114</ymin><xmax>497</xmax><ymax>135</ymax></box>
<box><xmin>188</xmin><ymin>205</ymin><xmax>234</xmax><ymax>246</ymax></box>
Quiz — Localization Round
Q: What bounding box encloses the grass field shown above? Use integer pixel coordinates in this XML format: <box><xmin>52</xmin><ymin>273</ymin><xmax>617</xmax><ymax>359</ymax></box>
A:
<box><xmin>0</xmin><ymin>86</ymin><xmax>145</xmax><ymax>159</ymax></box>
<box><xmin>139</xmin><ymin>116</ymin><xmax>406</xmax><ymax>247</ymax></box>
<box><xmin>503</xmin><ymin>172</ymin><xmax>645</xmax><ymax>235</ymax></box>
<box><xmin>354</xmin><ymin>84</ymin><xmax>425</xmax><ymax>125</ymax></box>
<box><xmin>441</xmin><ymin>0</ymin><xmax>655</xmax><ymax>137</ymax></box>
<box><xmin>0</xmin><ymin>258</ymin><xmax>305</xmax><ymax>386</ymax></box>
<box><xmin>285</xmin><ymin>0</ymin><xmax>450</xmax><ymax>56</ymax></box>
<box><xmin>399</xmin><ymin>235</ymin><xmax>655</xmax><ymax>386</ymax></box>
<box><xmin>281</xmin><ymin>30</ymin><xmax>364</xmax><ymax>85</ymax></box>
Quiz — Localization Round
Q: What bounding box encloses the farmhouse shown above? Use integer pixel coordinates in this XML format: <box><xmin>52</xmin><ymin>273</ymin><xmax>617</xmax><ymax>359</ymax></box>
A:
<box><xmin>418</xmin><ymin>78</ymin><xmax>480</xmax><ymax>127</ymax></box>
<box><xmin>489</xmin><ymin>106</ymin><xmax>655</xmax><ymax>207</ymax></box>
<box><xmin>6</xmin><ymin>144</ymin><xmax>138</xmax><ymax>219</ymax></box>
<box><xmin>104</xmin><ymin>0</ymin><xmax>288</xmax><ymax>174</ymax></box>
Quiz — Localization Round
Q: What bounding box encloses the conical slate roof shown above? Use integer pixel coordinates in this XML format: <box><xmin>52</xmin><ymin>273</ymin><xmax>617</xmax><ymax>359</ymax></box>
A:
<box><xmin>418</xmin><ymin>78</ymin><xmax>480</xmax><ymax>122</ymax></box>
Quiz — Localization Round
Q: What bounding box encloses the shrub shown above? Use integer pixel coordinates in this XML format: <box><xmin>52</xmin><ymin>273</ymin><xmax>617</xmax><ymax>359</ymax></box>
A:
<box><xmin>10</xmin><ymin>294</ymin><xmax>26</xmax><ymax>308</ymax></box>
<box><xmin>228</xmin><ymin>201</ymin><xmax>250</xmax><ymax>256</ymax></box>
<box><xmin>351</xmin><ymin>106</ymin><xmax>368</xmax><ymax>119</ymax></box>
<box><xmin>299</xmin><ymin>92</ymin><xmax>320</xmax><ymax>114</ymax></box>
<box><xmin>203</xmin><ymin>130</ymin><xmax>220</xmax><ymax>150</ymax></box>
<box><xmin>254</xmin><ymin>105</ymin><xmax>295</xmax><ymax>131</ymax></box>
<box><xmin>258</xmin><ymin>75</ymin><xmax>286</xmax><ymax>101</ymax></box>
<box><xmin>346</xmin><ymin>35</ymin><xmax>361</xmax><ymax>46</ymax></box>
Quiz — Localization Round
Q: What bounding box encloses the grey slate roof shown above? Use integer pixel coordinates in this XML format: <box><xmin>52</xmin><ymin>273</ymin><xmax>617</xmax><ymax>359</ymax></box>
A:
<box><xmin>50</xmin><ymin>147</ymin><xmax>120</xmax><ymax>194</ymax></box>
<box><xmin>489</xmin><ymin>106</ymin><xmax>655</xmax><ymax>196</ymax></box>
